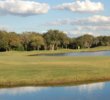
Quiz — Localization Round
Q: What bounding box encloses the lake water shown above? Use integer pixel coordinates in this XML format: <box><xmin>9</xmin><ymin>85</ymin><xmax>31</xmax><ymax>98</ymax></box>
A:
<box><xmin>37</xmin><ymin>50</ymin><xmax>110</xmax><ymax>56</ymax></box>
<box><xmin>0</xmin><ymin>81</ymin><xmax>110</xmax><ymax>100</ymax></box>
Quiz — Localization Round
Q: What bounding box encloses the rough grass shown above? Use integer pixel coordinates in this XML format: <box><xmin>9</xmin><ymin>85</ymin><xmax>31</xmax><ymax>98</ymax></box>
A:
<box><xmin>0</xmin><ymin>46</ymin><xmax>110</xmax><ymax>87</ymax></box>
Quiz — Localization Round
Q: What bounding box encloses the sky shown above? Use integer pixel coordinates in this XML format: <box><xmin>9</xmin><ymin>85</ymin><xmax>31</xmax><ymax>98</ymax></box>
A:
<box><xmin>0</xmin><ymin>0</ymin><xmax>110</xmax><ymax>37</ymax></box>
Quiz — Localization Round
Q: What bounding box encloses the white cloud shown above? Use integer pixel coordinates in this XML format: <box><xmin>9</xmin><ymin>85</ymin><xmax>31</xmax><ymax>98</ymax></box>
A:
<box><xmin>70</xmin><ymin>15</ymin><xmax>110</xmax><ymax>25</ymax></box>
<box><xmin>46</xmin><ymin>15</ymin><xmax>110</xmax><ymax>37</ymax></box>
<box><xmin>54</xmin><ymin>0</ymin><xmax>104</xmax><ymax>13</ymax></box>
<box><xmin>0</xmin><ymin>0</ymin><xmax>50</xmax><ymax>16</ymax></box>
<box><xmin>47</xmin><ymin>15</ymin><xmax>110</xmax><ymax>26</ymax></box>
<box><xmin>83</xmin><ymin>15</ymin><xmax>110</xmax><ymax>24</ymax></box>
<box><xmin>66</xmin><ymin>25</ymin><xmax>110</xmax><ymax>37</ymax></box>
<box><xmin>46</xmin><ymin>19</ymin><xmax>71</xmax><ymax>26</ymax></box>
<box><xmin>78</xmin><ymin>26</ymin><xmax>110</xmax><ymax>31</ymax></box>
<box><xmin>66</xmin><ymin>30</ymin><xmax>96</xmax><ymax>37</ymax></box>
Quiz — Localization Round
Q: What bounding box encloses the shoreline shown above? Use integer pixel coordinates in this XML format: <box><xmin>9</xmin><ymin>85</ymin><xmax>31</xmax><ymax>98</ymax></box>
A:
<box><xmin>0</xmin><ymin>79</ymin><xmax>110</xmax><ymax>88</ymax></box>
<box><xmin>20</xmin><ymin>46</ymin><xmax>110</xmax><ymax>56</ymax></box>
<box><xmin>0</xmin><ymin>46</ymin><xmax>110</xmax><ymax>56</ymax></box>
<box><xmin>29</xmin><ymin>50</ymin><xmax>110</xmax><ymax>56</ymax></box>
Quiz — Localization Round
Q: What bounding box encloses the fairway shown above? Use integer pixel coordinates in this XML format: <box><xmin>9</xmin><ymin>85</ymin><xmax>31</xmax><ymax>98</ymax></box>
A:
<box><xmin>0</xmin><ymin>51</ymin><xmax>110</xmax><ymax>87</ymax></box>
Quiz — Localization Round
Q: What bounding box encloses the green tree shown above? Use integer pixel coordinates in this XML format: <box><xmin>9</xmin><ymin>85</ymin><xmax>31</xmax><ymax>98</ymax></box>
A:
<box><xmin>0</xmin><ymin>31</ymin><xmax>9</xmax><ymax>51</ymax></box>
<box><xmin>76</xmin><ymin>34</ymin><xmax>94</xmax><ymax>48</ymax></box>
<box><xmin>97</xmin><ymin>36</ymin><xmax>110</xmax><ymax>46</ymax></box>
<box><xmin>8</xmin><ymin>32</ymin><xmax>23</xmax><ymax>51</ymax></box>
<box><xmin>20</xmin><ymin>32</ymin><xmax>31</xmax><ymax>51</ymax></box>
<box><xmin>28</xmin><ymin>32</ymin><xmax>45</xmax><ymax>50</ymax></box>
<box><xmin>44</xmin><ymin>30</ymin><xmax>69</xmax><ymax>50</ymax></box>
<box><xmin>59</xmin><ymin>32</ymin><xmax>70</xmax><ymax>49</ymax></box>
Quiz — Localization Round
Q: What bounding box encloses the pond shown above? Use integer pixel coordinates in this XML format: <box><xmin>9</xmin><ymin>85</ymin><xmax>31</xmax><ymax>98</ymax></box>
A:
<box><xmin>36</xmin><ymin>50</ymin><xmax>110</xmax><ymax>56</ymax></box>
<box><xmin>0</xmin><ymin>81</ymin><xmax>110</xmax><ymax>100</ymax></box>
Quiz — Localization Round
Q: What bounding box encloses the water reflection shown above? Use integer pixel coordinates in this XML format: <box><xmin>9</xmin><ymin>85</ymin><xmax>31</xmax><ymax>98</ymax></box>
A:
<box><xmin>64</xmin><ymin>82</ymin><xmax>105</xmax><ymax>93</ymax></box>
<box><xmin>79</xmin><ymin>82</ymin><xmax>104</xmax><ymax>92</ymax></box>
<box><xmin>0</xmin><ymin>82</ymin><xmax>106</xmax><ymax>95</ymax></box>
<box><xmin>0</xmin><ymin>87</ymin><xmax>47</xmax><ymax>95</ymax></box>
<box><xmin>0</xmin><ymin>82</ymin><xmax>110</xmax><ymax>100</ymax></box>
<box><xmin>36</xmin><ymin>51</ymin><xmax>110</xmax><ymax>56</ymax></box>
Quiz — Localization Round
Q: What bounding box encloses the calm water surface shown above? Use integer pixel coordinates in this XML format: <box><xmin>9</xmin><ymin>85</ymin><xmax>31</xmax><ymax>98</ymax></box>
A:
<box><xmin>37</xmin><ymin>50</ymin><xmax>110</xmax><ymax>56</ymax></box>
<box><xmin>0</xmin><ymin>82</ymin><xmax>110</xmax><ymax>100</ymax></box>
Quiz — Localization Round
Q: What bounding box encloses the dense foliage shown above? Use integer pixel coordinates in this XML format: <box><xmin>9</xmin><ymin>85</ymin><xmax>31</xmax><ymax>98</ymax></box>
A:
<box><xmin>0</xmin><ymin>30</ymin><xmax>110</xmax><ymax>51</ymax></box>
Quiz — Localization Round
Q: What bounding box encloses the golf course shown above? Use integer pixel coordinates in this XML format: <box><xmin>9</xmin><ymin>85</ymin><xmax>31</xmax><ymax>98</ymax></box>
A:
<box><xmin>0</xmin><ymin>46</ymin><xmax>110</xmax><ymax>87</ymax></box>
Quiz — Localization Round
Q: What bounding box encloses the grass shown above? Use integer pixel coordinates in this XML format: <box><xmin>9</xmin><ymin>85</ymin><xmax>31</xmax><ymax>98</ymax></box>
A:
<box><xmin>0</xmin><ymin>46</ymin><xmax>110</xmax><ymax>87</ymax></box>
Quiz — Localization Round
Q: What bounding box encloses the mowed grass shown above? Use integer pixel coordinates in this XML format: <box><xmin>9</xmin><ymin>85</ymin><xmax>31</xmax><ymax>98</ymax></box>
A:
<box><xmin>0</xmin><ymin>47</ymin><xmax>110</xmax><ymax>87</ymax></box>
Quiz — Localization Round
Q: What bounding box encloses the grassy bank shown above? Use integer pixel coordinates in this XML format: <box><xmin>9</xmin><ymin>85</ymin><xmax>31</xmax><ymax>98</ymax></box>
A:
<box><xmin>0</xmin><ymin>46</ymin><xmax>110</xmax><ymax>56</ymax></box>
<box><xmin>0</xmin><ymin>48</ymin><xmax>110</xmax><ymax>87</ymax></box>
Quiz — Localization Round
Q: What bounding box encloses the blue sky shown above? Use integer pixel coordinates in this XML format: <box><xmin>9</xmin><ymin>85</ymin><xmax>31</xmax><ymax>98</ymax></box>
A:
<box><xmin>0</xmin><ymin>0</ymin><xmax>110</xmax><ymax>37</ymax></box>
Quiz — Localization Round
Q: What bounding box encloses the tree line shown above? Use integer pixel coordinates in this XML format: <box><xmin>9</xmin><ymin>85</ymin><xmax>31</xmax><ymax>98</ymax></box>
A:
<box><xmin>0</xmin><ymin>30</ymin><xmax>110</xmax><ymax>51</ymax></box>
